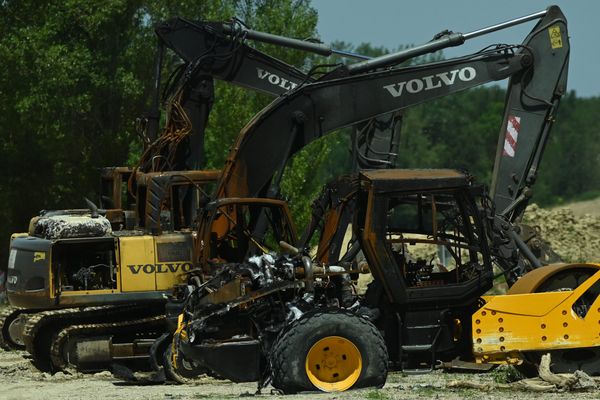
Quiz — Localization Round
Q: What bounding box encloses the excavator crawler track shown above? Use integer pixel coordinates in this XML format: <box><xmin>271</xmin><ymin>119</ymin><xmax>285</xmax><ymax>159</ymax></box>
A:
<box><xmin>22</xmin><ymin>304</ymin><xmax>164</xmax><ymax>372</ymax></box>
<box><xmin>0</xmin><ymin>306</ymin><xmax>35</xmax><ymax>350</ymax></box>
<box><xmin>50</xmin><ymin>314</ymin><xmax>165</xmax><ymax>372</ymax></box>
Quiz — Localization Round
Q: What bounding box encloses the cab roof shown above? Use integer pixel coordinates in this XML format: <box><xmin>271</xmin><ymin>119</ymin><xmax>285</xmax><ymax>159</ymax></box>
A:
<box><xmin>360</xmin><ymin>169</ymin><xmax>469</xmax><ymax>193</ymax></box>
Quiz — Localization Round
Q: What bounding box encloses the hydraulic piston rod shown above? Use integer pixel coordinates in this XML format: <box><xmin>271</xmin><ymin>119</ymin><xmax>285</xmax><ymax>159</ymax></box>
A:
<box><xmin>220</xmin><ymin>23</ymin><xmax>371</xmax><ymax>60</ymax></box>
<box><xmin>462</xmin><ymin>10</ymin><xmax>547</xmax><ymax>40</ymax></box>
<box><xmin>347</xmin><ymin>8</ymin><xmax>549</xmax><ymax>74</ymax></box>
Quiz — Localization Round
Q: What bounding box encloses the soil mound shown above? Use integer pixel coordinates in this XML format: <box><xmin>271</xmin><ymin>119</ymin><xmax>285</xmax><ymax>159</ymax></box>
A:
<box><xmin>523</xmin><ymin>204</ymin><xmax>600</xmax><ymax>263</ymax></box>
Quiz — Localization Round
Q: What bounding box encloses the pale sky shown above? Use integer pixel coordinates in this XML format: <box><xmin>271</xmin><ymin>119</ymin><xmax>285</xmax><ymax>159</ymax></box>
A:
<box><xmin>312</xmin><ymin>0</ymin><xmax>598</xmax><ymax>97</ymax></box>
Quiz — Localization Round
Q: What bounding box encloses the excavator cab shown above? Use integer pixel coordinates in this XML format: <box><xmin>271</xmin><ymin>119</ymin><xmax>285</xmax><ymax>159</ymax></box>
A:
<box><xmin>358</xmin><ymin>170</ymin><xmax>492</xmax><ymax>291</ymax></box>
<box><xmin>306</xmin><ymin>170</ymin><xmax>493</xmax><ymax>297</ymax></box>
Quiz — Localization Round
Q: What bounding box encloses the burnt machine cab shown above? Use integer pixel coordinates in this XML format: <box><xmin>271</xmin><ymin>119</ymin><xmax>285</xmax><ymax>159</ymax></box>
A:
<box><xmin>357</xmin><ymin>169</ymin><xmax>493</xmax><ymax>305</ymax></box>
<box><xmin>353</xmin><ymin>169</ymin><xmax>493</xmax><ymax>369</ymax></box>
<box><xmin>99</xmin><ymin>166</ymin><xmax>136</xmax><ymax>211</ymax></box>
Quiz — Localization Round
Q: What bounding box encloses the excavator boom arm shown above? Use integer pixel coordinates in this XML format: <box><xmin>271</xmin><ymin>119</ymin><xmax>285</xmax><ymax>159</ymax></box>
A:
<box><xmin>155</xmin><ymin>18</ymin><xmax>313</xmax><ymax>96</ymax></box>
<box><xmin>214</xmin><ymin>6</ymin><xmax>568</xmax><ymax>203</ymax></box>
<box><xmin>152</xmin><ymin>17</ymin><xmax>402</xmax><ymax>173</ymax></box>
<box><xmin>208</xmin><ymin>7</ymin><xmax>569</xmax><ymax>284</ymax></box>
<box><xmin>490</xmin><ymin>6</ymin><xmax>568</xmax><ymax>221</ymax></box>
<box><xmin>217</xmin><ymin>49</ymin><xmax>526</xmax><ymax>199</ymax></box>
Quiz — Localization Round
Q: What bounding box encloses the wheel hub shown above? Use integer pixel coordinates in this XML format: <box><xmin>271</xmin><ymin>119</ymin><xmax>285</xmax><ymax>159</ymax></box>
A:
<box><xmin>325</xmin><ymin>356</ymin><xmax>336</xmax><ymax>368</ymax></box>
<box><xmin>305</xmin><ymin>335</ymin><xmax>362</xmax><ymax>392</ymax></box>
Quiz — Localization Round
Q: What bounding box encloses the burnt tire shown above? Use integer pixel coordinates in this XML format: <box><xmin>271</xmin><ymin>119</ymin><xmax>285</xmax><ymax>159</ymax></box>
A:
<box><xmin>270</xmin><ymin>311</ymin><xmax>388</xmax><ymax>393</ymax></box>
<box><xmin>163</xmin><ymin>335</ymin><xmax>207</xmax><ymax>384</ymax></box>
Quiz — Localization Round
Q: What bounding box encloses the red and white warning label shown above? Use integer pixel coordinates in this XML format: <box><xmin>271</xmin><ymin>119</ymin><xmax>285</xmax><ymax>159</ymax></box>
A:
<box><xmin>502</xmin><ymin>115</ymin><xmax>521</xmax><ymax>157</ymax></box>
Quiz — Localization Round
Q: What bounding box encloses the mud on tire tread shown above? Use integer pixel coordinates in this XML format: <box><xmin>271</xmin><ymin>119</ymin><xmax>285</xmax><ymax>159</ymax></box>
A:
<box><xmin>270</xmin><ymin>310</ymin><xmax>388</xmax><ymax>393</ymax></box>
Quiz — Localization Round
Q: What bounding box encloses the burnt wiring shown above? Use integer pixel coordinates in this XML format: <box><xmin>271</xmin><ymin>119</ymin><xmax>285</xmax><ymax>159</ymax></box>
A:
<box><xmin>129</xmin><ymin>89</ymin><xmax>195</xmax><ymax>198</ymax></box>
<box><xmin>129</xmin><ymin>18</ymin><xmax>252</xmax><ymax>198</ymax></box>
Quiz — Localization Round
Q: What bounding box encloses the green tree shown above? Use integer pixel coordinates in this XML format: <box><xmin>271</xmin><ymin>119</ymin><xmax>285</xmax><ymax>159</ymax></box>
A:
<box><xmin>398</xmin><ymin>86</ymin><xmax>506</xmax><ymax>185</ymax></box>
<box><xmin>0</xmin><ymin>0</ymin><xmax>318</xmax><ymax>266</ymax></box>
<box><xmin>202</xmin><ymin>1</ymin><xmax>318</xmax><ymax>168</ymax></box>
<box><xmin>0</xmin><ymin>0</ymin><xmax>155</xmax><ymax>269</ymax></box>
<box><xmin>535</xmin><ymin>93</ymin><xmax>600</xmax><ymax>205</ymax></box>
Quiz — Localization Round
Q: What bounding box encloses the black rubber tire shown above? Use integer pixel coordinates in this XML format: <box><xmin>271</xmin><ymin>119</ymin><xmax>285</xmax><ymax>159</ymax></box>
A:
<box><xmin>163</xmin><ymin>335</ymin><xmax>206</xmax><ymax>384</ymax></box>
<box><xmin>270</xmin><ymin>310</ymin><xmax>388</xmax><ymax>393</ymax></box>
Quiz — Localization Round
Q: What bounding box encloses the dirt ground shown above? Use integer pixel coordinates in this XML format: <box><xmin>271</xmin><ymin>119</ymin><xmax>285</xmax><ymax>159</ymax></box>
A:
<box><xmin>555</xmin><ymin>197</ymin><xmax>600</xmax><ymax>218</ymax></box>
<box><xmin>2</xmin><ymin>347</ymin><xmax>600</xmax><ymax>400</ymax></box>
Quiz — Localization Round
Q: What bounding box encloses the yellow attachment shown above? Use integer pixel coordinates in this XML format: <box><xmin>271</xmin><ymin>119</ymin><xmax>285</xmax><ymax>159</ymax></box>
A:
<box><xmin>305</xmin><ymin>336</ymin><xmax>362</xmax><ymax>392</ymax></box>
<box><xmin>473</xmin><ymin>265</ymin><xmax>600</xmax><ymax>364</ymax></box>
<box><xmin>174</xmin><ymin>313</ymin><xmax>189</xmax><ymax>341</ymax></box>
<box><xmin>507</xmin><ymin>263</ymin><xmax>600</xmax><ymax>295</ymax></box>
<box><xmin>171</xmin><ymin>314</ymin><xmax>187</xmax><ymax>367</ymax></box>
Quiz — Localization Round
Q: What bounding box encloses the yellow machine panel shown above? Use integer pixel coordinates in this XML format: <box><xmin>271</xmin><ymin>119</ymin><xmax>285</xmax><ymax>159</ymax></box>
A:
<box><xmin>473</xmin><ymin>266</ymin><xmax>600</xmax><ymax>364</ymax></box>
<box><xmin>119</xmin><ymin>236</ymin><xmax>157</xmax><ymax>292</ymax></box>
<box><xmin>153</xmin><ymin>233</ymin><xmax>194</xmax><ymax>290</ymax></box>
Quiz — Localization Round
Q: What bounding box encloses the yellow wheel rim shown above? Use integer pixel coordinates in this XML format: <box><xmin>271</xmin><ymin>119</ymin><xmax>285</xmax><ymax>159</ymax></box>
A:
<box><xmin>305</xmin><ymin>335</ymin><xmax>362</xmax><ymax>392</ymax></box>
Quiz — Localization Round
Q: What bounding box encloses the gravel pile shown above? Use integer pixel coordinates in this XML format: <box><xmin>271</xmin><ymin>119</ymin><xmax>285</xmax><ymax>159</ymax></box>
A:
<box><xmin>523</xmin><ymin>204</ymin><xmax>600</xmax><ymax>263</ymax></box>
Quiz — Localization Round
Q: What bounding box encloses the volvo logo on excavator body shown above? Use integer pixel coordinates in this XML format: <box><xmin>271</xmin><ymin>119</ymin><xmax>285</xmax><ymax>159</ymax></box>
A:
<box><xmin>127</xmin><ymin>262</ymin><xmax>193</xmax><ymax>275</ymax></box>
<box><xmin>257</xmin><ymin>68</ymin><xmax>299</xmax><ymax>91</ymax></box>
<box><xmin>383</xmin><ymin>67</ymin><xmax>477</xmax><ymax>97</ymax></box>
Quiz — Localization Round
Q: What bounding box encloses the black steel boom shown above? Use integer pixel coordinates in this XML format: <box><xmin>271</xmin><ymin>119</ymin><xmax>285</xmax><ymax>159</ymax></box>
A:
<box><xmin>214</xmin><ymin>6</ymin><xmax>568</xmax><ymax>211</ymax></box>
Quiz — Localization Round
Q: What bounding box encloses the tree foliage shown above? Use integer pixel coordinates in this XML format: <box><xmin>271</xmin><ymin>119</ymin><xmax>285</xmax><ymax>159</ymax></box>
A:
<box><xmin>0</xmin><ymin>0</ymin><xmax>317</xmax><ymax>265</ymax></box>
<box><xmin>1</xmin><ymin>0</ymin><xmax>153</xmax><ymax>266</ymax></box>
<box><xmin>1</xmin><ymin>0</ymin><xmax>599</xmax><ymax>271</ymax></box>
<box><xmin>534</xmin><ymin>94</ymin><xmax>600</xmax><ymax>205</ymax></box>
